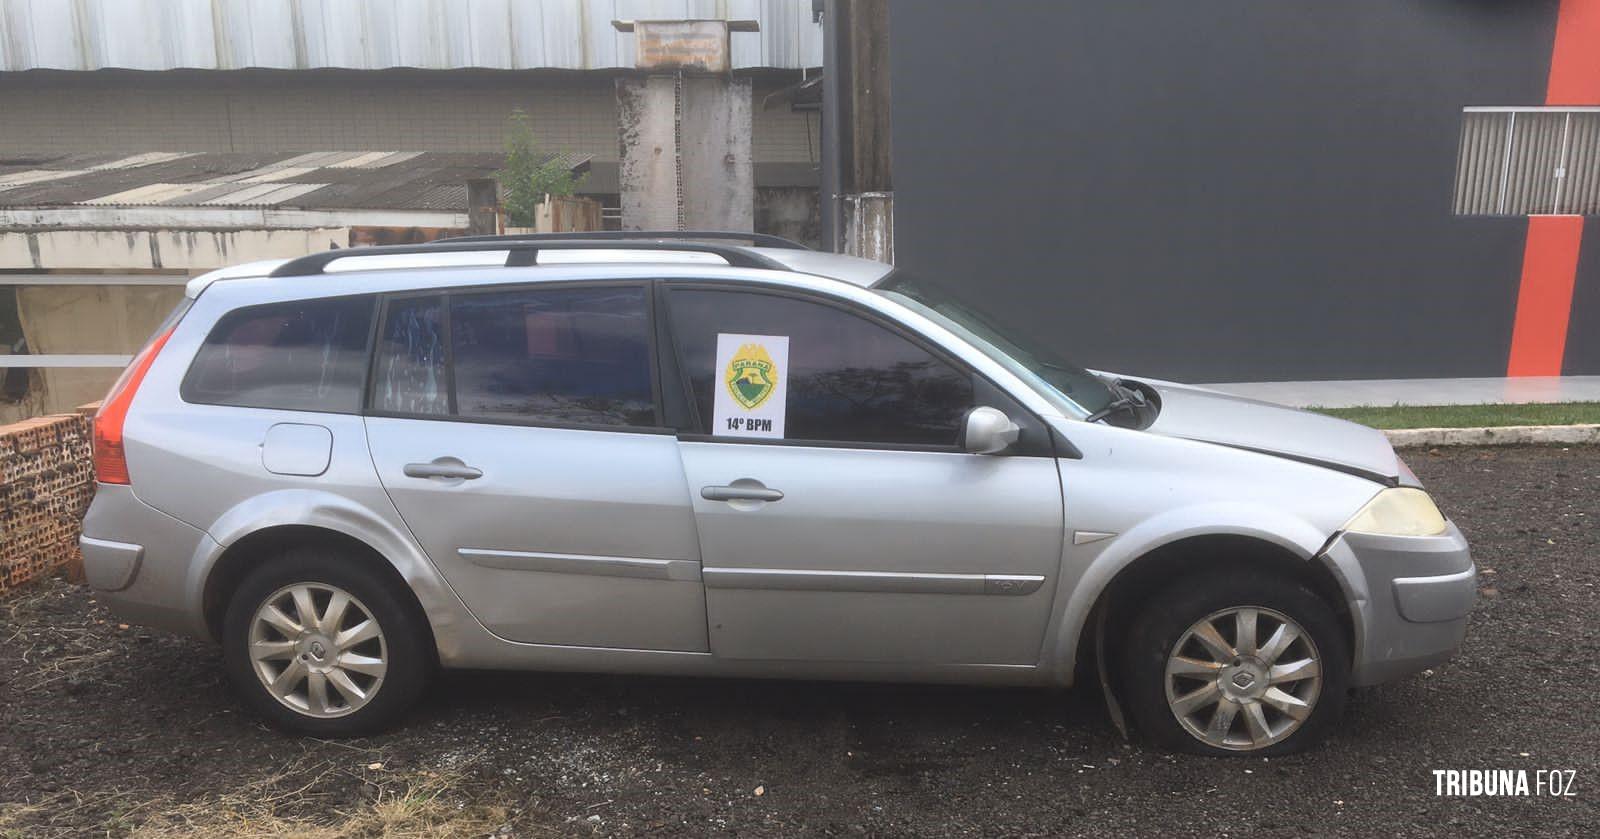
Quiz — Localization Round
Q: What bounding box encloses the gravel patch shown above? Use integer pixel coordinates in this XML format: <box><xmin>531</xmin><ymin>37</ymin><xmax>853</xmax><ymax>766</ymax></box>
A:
<box><xmin>1</xmin><ymin>445</ymin><xmax>1596</xmax><ymax>836</ymax></box>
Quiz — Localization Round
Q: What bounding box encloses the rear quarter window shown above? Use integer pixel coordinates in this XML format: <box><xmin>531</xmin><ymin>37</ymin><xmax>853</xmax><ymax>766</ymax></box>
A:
<box><xmin>181</xmin><ymin>295</ymin><xmax>375</xmax><ymax>413</ymax></box>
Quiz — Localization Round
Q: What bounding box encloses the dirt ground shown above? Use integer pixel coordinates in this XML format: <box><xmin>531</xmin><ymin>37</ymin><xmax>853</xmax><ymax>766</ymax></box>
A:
<box><xmin>2</xmin><ymin>445</ymin><xmax>1597</xmax><ymax>837</ymax></box>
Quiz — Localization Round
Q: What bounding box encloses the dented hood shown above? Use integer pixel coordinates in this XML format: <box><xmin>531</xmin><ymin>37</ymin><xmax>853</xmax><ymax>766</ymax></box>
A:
<box><xmin>1140</xmin><ymin>381</ymin><xmax>1402</xmax><ymax>483</ymax></box>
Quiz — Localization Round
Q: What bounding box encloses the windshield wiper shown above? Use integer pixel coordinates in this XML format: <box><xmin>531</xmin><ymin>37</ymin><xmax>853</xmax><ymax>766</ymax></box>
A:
<box><xmin>1083</xmin><ymin>379</ymin><xmax>1148</xmax><ymax>424</ymax></box>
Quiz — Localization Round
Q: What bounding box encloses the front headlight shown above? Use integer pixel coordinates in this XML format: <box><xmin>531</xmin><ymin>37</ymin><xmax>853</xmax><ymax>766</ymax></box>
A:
<box><xmin>1344</xmin><ymin>487</ymin><xmax>1447</xmax><ymax>536</ymax></box>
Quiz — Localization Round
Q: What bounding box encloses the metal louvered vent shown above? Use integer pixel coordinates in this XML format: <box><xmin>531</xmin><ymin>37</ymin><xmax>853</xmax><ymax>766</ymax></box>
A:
<box><xmin>1454</xmin><ymin>107</ymin><xmax>1600</xmax><ymax>215</ymax></box>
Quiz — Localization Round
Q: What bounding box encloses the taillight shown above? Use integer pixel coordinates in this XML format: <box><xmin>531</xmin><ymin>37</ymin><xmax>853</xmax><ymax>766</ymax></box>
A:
<box><xmin>93</xmin><ymin>327</ymin><xmax>176</xmax><ymax>484</ymax></box>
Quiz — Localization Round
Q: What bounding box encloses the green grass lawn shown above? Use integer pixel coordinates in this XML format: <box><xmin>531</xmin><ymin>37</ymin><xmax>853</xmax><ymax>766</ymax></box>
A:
<box><xmin>1312</xmin><ymin>402</ymin><xmax>1600</xmax><ymax>430</ymax></box>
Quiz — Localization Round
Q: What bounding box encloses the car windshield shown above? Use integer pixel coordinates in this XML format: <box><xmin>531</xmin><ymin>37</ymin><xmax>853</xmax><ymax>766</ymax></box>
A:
<box><xmin>874</xmin><ymin>271</ymin><xmax>1117</xmax><ymax>416</ymax></box>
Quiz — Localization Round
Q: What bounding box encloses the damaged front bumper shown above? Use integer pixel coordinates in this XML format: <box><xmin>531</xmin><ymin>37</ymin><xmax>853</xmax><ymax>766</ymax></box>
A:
<box><xmin>1320</xmin><ymin>521</ymin><xmax>1476</xmax><ymax>686</ymax></box>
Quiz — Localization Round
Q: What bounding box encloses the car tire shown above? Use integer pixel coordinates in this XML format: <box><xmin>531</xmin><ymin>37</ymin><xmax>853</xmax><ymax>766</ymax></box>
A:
<box><xmin>222</xmin><ymin>547</ymin><xmax>432</xmax><ymax>736</ymax></box>
<box><xmin>1117</xmin><ymin>569</ymin><xmax>1350</xmax><ymax>756</ymax></box>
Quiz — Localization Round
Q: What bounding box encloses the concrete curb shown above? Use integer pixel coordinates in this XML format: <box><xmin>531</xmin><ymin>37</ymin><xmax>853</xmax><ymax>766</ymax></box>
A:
<box><xmin>1385</xmin><ymin>424</ymin><xmax>1600</xmax><ymax>448</ymax></box>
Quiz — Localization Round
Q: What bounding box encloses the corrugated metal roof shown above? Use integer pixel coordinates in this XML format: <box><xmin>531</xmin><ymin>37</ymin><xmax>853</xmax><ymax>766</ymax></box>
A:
<box><xmin>0</xmin><ymin>169</ymin><xmax>84</xmax><ymax>188</ymax></box>
<box><xmin>0</xmin><ymin>153</ymin><xmax>201</xmax><ymax>188</ymax></box>
<box><xmin>79</xmin><ymin>183</ymin><xmax>218</xmax><ymax>205</ymax></box>
<box><xmin>83</xmin><ymin>152</ymin><xmax>199</xmax><ymax>170</ymax></box>
<box><xmin>200</xmin><ymin>182</ymin><xmax>330</xmax><ymax>206</ymax></box>
<box><xmin>0</xmin><ymin>0</ymin><xmax>821</xmax><ymax>72</ymax></box>
<box><xmin>0</xmin><ymin>150</ymin><xmax>590</xmax><ymax>211</ymax></box>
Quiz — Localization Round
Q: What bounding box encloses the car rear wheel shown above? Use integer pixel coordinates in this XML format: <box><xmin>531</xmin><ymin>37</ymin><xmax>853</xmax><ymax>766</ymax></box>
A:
<box><xmin>223</xmin><ymin>548</ymin><xmax>430</xmax><ymax>736</ymax></box>
<box><xmin>1119</xmin><ymin>570</ymin><xmax>1350</xmax><ymax>756</ymax></box>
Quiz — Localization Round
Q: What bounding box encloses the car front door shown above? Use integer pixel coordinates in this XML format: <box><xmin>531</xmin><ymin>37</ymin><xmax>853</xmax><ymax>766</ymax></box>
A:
<box><xmin>364</xmin><ymin>283</ymin><xmax>708</xmax><ymax>652</ymax></box>
<box><xmin>663</xmin><ymin>284</ymin><xmax>1065</xmax><ymax>665</ymax></box>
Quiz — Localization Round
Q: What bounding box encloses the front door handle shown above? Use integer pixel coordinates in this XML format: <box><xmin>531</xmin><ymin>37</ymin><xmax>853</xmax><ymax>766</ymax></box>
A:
<box><xmin>403</xmin><ymin>459</ymin><xmax>483</xmax><ymax>480</ymax></box>
<box><xmin>701</xmin><ymin>485</ymin><xmax>784</xmax><ymax>503</ymax></box>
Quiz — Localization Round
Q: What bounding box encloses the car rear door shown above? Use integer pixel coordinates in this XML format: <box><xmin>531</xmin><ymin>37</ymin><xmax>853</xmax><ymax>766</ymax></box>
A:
<box><xmin>364</xmin><ymin>282</ymin><xmax>708</xmax><ymax>651</ymax></box>
<box><xmin>662</xmin><ymin>283</ymin><xmax>1065</xmax><ymax>665</ymax></box>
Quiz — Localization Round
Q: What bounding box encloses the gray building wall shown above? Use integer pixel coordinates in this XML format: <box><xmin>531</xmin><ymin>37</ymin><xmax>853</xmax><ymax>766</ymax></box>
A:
<box><xmin>1567</xmin><ymin>221</ymin><xmax>1600</xmax><ymax>376</ymax></box>
<box><xmin>0</xmin><ymin>70</ymin><xmax>819</xmax><ymax>173</ymax></box>
<box><xmin>889</xmin><ymin>0</ymin><xmax>1583</xmax><ymax>382</ymax></box>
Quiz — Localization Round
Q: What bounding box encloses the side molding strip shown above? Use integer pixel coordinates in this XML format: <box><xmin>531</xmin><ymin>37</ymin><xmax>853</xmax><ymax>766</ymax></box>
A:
<box><xmin>458</xmin><ymin>548</ymin><xmax>701</xmax><ymax>582</ymax></box>
<box><xmin>701</xmin><ymin>567</ymin><xmax>1044</xmax><ymax>596</ymax></box>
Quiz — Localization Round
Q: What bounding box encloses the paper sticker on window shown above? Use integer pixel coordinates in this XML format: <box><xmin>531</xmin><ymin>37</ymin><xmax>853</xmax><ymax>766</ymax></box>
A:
<box><xmin>712</xmin><ymin>333</ymin><xmax>789</xmax><ymax>438</ymax></box>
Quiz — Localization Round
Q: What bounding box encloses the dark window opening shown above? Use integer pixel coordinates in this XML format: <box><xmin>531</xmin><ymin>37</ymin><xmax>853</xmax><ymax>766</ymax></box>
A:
<box><xmin>0</xmin><ymin>287</ymin><xmax>32</xmax><ymax>404</ymax></box>
<box><xmin>451</xmin><ymin>286</ymin><xmax>655</xmax><ymax>427</ymax></box>
<box><xmin>666</xmin><ymin>288</ymin><xmax>975</xmax><ymax>447</ymax></box>
<box><xmin>182</xmin><ymin>295</ymin><xmax>375</xmax><ymax>413</ymax></box>
<box><xmin>371</xmin><ymin>285</ymin><xmax>658</xmax><ymax>429</ymax></box>
<box><xmin>373</xmin><ymin>295</ymin><xmax>449</xmax><ymax>417</ymax></box>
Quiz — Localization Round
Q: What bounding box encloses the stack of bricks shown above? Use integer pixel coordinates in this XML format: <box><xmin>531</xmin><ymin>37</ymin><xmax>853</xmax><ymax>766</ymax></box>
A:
<box><xmin>0</xmin><ymin>405</ymin><xmax>98</xmax><ymax>595</ymax></box>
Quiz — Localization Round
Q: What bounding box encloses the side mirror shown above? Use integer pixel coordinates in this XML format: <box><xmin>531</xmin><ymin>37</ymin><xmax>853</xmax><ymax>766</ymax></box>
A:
<box><xmin>961</xmin><ymin>406</ymin><xmax>1020</xmax><ymax>455</ymax></box>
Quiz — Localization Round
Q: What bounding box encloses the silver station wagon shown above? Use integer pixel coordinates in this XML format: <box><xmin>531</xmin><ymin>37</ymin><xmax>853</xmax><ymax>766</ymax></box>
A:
<box><xmin>79</xmin><ymin>233</ymin><xmax>1476</xmax><ymax>755</ymax></box>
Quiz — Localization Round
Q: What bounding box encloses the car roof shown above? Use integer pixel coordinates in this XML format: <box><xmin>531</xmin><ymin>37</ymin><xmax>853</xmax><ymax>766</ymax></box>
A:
<box><xmin>185</xmin><ymin>239</ymin><xmax>893</xmax><ymax>299</ymax></box>
<box><xmin>744</xmin><ymin>248</ymin><xmax>894</xmax><ymax>286</ymax></box>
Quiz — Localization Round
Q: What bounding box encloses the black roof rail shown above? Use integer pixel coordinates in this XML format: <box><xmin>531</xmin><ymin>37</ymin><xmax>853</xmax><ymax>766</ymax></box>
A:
<box><xmin>441</xmin><ymin>230</ymin><xmax>811</xmax><ymax>250</ymax></box>
<box><xmin>268</xmin><ymin>238</ymin><xmax>794</xmax><ymax>278</ymax></box>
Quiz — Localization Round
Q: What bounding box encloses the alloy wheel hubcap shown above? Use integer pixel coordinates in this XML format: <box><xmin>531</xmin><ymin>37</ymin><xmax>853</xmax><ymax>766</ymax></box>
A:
<box><xmin>248</xmin><ymin>582</ymin><xmax>387</xmax><ymax>718</ymax></box>
<box><xmin>1164</xmin><ymin>606</ymin><xmax>1322</xmax><ymax>751</ymax></box>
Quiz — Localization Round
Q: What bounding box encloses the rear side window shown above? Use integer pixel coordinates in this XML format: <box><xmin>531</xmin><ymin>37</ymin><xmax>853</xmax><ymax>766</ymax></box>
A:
<box><xmin>372</xmin><ymin>295</ymin><xmax>448</xmax><ymax>416</ymax></box>
<box><xmin>451</xmin><ymin>286</ymin><xmax>656</xmax><ymax>427</ymax></box>
<box><xmin>371</xmin><ymin>284</ymin><xmax>658</xmax><ymax>429</ymax></box>
<box><xmin>182</xmin><ymin>296</ymin><xmax>374</xmax><ymax>413</ymax></box>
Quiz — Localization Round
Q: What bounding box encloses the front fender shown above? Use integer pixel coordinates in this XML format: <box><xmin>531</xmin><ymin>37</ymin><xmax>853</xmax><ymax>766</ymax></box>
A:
<box><xmin>1046</xmin><ymin>502</ymin><xmax>1335</xmax><ymax>680</ymax></box>
<box><xmin>189</xmin><ymin>488</ymin><xmax>474</xmax><ymax>654</ymax></box>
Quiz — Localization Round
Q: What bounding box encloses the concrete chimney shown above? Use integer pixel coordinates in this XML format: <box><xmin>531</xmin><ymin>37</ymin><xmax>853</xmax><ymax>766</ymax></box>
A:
<box><xmin>613</xmin><ymin>19</ymin><xmax>759</xmax><ymax>232</ymax></box>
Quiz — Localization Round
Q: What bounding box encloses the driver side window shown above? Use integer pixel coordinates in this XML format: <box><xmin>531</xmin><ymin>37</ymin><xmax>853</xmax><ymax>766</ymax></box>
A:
<box><xmin>665</xmin><ymin>288</ymin><xmax>975</xmax><ymax>447</ymax></box>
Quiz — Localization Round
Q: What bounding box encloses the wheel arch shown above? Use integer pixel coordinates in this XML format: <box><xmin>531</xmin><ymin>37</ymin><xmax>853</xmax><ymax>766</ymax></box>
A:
<box><xmin>1073</xmin><ymin>533</ymin><xmax>1355</xmax><ymax>680</ymax></box>
<box><xmin>201</xmin><ymin>524</ymin><xmax>430</xmax><ymax>655</ymax></box>
<box><xmin>190</xmin><ymin>489</ymin><xmax>463</xmax><ymax>660</ymax></box>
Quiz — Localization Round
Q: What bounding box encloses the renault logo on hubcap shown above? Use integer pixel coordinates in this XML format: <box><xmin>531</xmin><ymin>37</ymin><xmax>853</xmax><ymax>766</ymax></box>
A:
<box><xmin>309</xmin><ymin>641</ymin><xmax>326</xmax><ymax>659</ymax></box>
<box><xmin>1232</xmin><ymin>672</ymin><xmax>1255</xmax><ymax>689</ymax></box>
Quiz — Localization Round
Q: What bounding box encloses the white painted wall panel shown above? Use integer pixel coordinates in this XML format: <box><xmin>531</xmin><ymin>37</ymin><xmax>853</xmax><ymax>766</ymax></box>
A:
<box><xmin>0</xmin><ymin>0</ymin><xmax>819</xmax><ymax>71</ymax></box>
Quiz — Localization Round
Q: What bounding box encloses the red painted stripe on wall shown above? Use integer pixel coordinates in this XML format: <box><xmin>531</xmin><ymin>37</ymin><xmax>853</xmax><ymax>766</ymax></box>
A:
<box><xmin>1506</xmin><ymin>0</ymin><xmax>1600</xmax><ymax>376</ymax></box>
<box><xmin>1507</xmin><ymin>215</ymin><xmax>1585</xmax><ymax>377</ymax></box>
<box><xmin>1546</xmin><ymin>0</ymin><xmax>1600</xmax><ymax>105</ymax></box>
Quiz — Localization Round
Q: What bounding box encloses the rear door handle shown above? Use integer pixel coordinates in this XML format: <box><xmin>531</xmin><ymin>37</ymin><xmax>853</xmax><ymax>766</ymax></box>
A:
<box><xmin>701</xmin><ymin>485</ymin><xmax>784</xmax><ymax>503</ymax></box>
<box><xmin>403</xmin><ymin>459</ymin><xmax>483</xmax><ymax>480</ymax></box>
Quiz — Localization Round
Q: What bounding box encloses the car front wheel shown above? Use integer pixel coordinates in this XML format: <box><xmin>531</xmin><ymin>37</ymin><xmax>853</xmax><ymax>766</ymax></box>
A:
<box><xmin>1119</xmin><ymin>570</ymin><xmax>1351</xmax><ymax>756</ymax></box>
